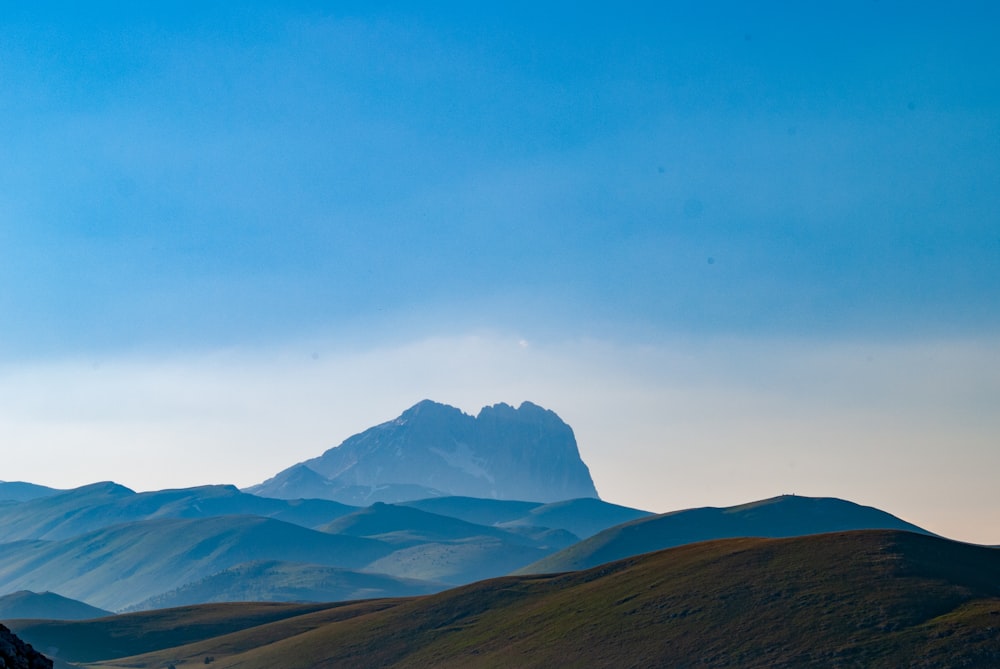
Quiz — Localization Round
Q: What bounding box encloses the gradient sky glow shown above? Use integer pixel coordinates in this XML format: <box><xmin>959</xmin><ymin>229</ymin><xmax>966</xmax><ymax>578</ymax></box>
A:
<box><xmin>2</xmin><ymin>3</ymin><xmax>998</xmax><ymax>543</ymax></box>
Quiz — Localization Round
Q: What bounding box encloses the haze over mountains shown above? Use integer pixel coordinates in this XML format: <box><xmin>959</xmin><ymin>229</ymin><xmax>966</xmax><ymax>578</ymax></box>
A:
<box><xmin>248</xmin><ymin>400</ymin><xmax>599</xmax><ymax>504</ymax></box>
<box><xmin>3</xmin><ymin>397</ymin><xmax>988</xmax><ymax>669</ymax></box>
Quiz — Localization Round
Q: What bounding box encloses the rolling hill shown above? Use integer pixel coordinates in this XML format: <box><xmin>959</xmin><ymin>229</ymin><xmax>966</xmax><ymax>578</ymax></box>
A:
<box><xmin>0</xmin><ymin>516</ymin><xmax>392</xmax><ymax>611</ymax></box>
<box><xmin>400</xmin><ymin>495</ymin><xmax>652</xmax><ymax>539</ymax></box>
<box><xmin>318</xmin><ymin>501</ymin><xmax>563</xmax><ymax>547</ymax></box>
<box><xmin>0</xmin><ymin>591</ymin><xmax>111</xmax><ymax>621</ymax></box>
<box><xmin>12</xmin><ymin>530</ymin><xmax>1000</xmax><ymax>668</ymax></box>
<box><xmin>0</xmin><ymin>481</ymin><xmax>60</xmax><ymax>503</ymax></box>
<box><xmin>125</xmin><ymin>561</ymin><xmax>440</xmax><ymax>611</ymax></box>
<box><xmin>516</xmin><ymin>494</ymin><xmax>933</xmax><ymax>574</ymax></box>
<box><xmin>0</xmin><ymin>482</ymin><xmax>357</xmax><ymax>543</ymax></box>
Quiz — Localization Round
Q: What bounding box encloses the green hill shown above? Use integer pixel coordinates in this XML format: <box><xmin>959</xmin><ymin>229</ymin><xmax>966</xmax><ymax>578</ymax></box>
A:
<box><xmin>516</xmin><ymin>494</ymin><xmax>932</xmax><ymax>574</ymax></box>
<box><xmin>6</xmin><ymin>601</ymin><xmax>361</xmax><ymax>663</ymax></box>
<box><xmin>17</xmin><ymin>530</ymin><xmax>999</xmax><ymax>668</ymax></box>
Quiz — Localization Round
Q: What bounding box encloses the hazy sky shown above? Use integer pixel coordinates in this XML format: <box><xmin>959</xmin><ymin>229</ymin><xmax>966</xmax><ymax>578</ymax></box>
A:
<box><xmin>2</xmin><ymin>3</ymin><xmax>998</xmax><ymax>543</ymax></box>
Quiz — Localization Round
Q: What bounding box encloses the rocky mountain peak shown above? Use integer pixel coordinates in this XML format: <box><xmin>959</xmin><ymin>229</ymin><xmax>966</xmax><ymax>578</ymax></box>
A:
<box><xmin>248</xmin><ymin>400</ymin><xmax>599</xmax><ymax>504</ymax></box>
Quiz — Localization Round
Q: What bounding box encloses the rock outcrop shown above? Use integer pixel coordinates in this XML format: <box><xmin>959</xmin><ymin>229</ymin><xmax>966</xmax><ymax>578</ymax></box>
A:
<box><xmin>0</xmin><ymin>624</ymin><xmax>52</xmax><ymax>669</ymax></box>
<box><xmin>249</xmin><ymin>400</ymin><xmax>599</xmax><ymax>504</ymax></box>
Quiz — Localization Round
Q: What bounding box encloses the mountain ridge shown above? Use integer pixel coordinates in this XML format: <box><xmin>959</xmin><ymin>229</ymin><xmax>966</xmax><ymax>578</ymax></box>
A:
<box><xmin>516</xmin><ymin>493</ymin><xmax>933</xmax><ymax>574</ymax></box>
<box><xmin>248</xmin><ymin>400</ymin><xmax>599</xmax><ymax>504</ymax></box>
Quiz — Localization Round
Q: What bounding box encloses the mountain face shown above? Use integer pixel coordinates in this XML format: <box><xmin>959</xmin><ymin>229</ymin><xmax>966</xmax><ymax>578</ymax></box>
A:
<box><xmin>248</xmin><ymin>400</ymin><xmax>599</xmax><ymax>504</ymax></box>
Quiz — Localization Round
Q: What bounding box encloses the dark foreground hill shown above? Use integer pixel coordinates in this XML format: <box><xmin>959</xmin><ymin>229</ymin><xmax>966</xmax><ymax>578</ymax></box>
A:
<box><xmin>0</xmin><ymin>623</ymin><xmax>51</xmax><ymax>669</ymax></box>
<box><xmin>517</xmin><ymin>493</ymin><xmax>932</xmax><ymax>574</ymax></box>
<box><xmin>13</xmin><ymin>530</ymin><xmax>1000</xmax><ymax>668</ymax></box>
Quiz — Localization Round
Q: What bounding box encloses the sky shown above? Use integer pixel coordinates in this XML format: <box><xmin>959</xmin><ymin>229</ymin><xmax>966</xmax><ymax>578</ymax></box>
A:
<box><xmin>1</xmin><ymin>2</ymin><xmax>998</xmax><ymax>543</ymax></box>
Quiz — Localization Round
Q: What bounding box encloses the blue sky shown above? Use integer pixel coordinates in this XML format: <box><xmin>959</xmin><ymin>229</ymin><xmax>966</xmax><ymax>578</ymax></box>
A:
<box><xmin>2</xmin><ymin>3</ymin><xmax>999</xmax><ymax>542</ymax></box>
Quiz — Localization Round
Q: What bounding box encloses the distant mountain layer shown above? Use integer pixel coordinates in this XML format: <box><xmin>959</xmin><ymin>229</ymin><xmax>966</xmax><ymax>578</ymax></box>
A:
<box><xmin>0</xmin><ymin>591</ymin><xmax>111</xmax><ymax>621</ymax></box>
<box><xmin>0</xmin><ymin>515</ymin><xmax>393</xmax><ymax>611</ymax></box>
<box><xmin>0</xmin><ymin>482</ymin><xmax>648</xmax><ymax>612</ymax></box>
<box><xmin>247</xmin><ymin>400</ymin><xmax>599</xmax><ymax>504</ymax></box>
<box><xmin>0</xmin><ymin>482</ymin><xmax>357</xmax><ymax>543</ymax></box>
<box><xmin>0</xmin><ymin>481</ymin><xmax>60</xmax><ymax>502</ymax></box>
<box><xmin>127</xmin><ymin>561</ymin><xmax>440</xmax><ymax>612</ymax></box>
<box><xmin>516</xmin><ymin>494</ymin><xmax>933</xmax><ymax>574</ymax></box>
<box><xmin>12</xmin><ymin>531</ymin><xmax>1000</xmax><ymax>668</ymax></box>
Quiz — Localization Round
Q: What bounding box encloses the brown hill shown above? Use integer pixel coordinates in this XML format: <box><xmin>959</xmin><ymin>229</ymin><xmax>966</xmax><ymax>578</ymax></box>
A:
<box><xmin>15</xmin><ymin>529</ymin><xmax>1000</xmax><ymax>668</ymax></box>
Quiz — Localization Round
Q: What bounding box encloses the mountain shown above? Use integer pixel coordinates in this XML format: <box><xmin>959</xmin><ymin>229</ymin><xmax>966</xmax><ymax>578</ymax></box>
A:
<box><xmin>248</xmin><ymin>400</ymin><xmax>598</xmax><ymax>504</ymax></box>
<box><xmin>316</xmin><ymin>502</ymin><xmax>567</xmax><ymax>584</ymax></box>
<box><xmin>0</xmin><ymin>623</ymin><xmax>51</xmax><ymax>669</ymax></box>
<box><xmin>0</xmin><ymin>516</ymin><xmax>393</xmax><ymax>611</ymax></box>
<box><xmin>0</xmin><ymin>482</ymin><xmax>358</xmax><ymax>543</ymax></box>
<box><xmin>400</xmin><ymin>496</ymin><xmax>652</xmax><ymax>539</ymax></box>
<box><xmin>0</xmin><ymin>591</ymin><xmax>111</xmax><ymax>621</ymax></box>
<box><xmin>126</xmin><ymin>561</ymin><xmax>440</xmax><ymax>611</ymax></box>
<box><xmin>0</xmin><ymin>481</ymin><xmax>60</xmax><ymax>503</ymax></box>
<box><xmin>319</xmin><ymin>501</ymin><xmax>549</xmax><ymax>546</ymax></box>
<box><xmin>14</xmin><ymin>531</ymin><xmax>1000</xmax><ymax>668</ymax></box>
<box><xmin>516</xmin><ymin>494</ymin><xmax>933</xmax><ymax>574</ymax></box>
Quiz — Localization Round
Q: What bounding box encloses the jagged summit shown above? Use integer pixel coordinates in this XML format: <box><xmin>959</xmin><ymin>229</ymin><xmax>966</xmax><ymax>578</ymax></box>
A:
<box><xmin>248</xmin><ymin>400</ymin><xmax>598</xmax><ymax>505</ymax></box>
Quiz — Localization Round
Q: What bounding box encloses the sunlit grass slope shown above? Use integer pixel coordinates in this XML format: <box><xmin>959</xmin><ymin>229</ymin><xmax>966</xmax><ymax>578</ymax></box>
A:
<box><xmin>62</xmin><ymin>530</ymin><xmax>1000</xmax><ymax>668</ymax></box>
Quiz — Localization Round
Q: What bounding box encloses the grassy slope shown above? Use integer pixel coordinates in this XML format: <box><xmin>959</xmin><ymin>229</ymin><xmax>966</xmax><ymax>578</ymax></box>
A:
<box><xmin>7</xmin><ymin>601</ymin><xmax>366</xmax><ymax>664</ymax></box>
<box><xmin>76</xmin><ymin>530</ymin><xmax>1000</xmax><ymax>668</ymax></box>
<box><xmin>517</xmin><ymin>494</ymin><xmax>932</xmax><ymax>574</ymax></box>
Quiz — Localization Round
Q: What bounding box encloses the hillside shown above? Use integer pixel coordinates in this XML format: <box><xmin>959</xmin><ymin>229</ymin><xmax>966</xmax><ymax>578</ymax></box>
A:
<box><xmin>517</xmin><ymin>494</ymin><xmax>932</xmax><ymax>574</ymax></box>
<box><xmin>0</xmin><ymin>516</ymin><xmax>392</xmax><ymax>611</ymax></box>
<box><xmin>16</xmin><ymin>530</ymin><xmax>1000</xmax><ymax>668</ymax></box>
<box><xmin>400</xmin><ymin>496</ymin><xmax>651</xmax><ymax>539</ymax></box>
<box><xmin>0</xmin><ymin>481</ymin><xmax>60</xmax><ymax>503</ymax></box>
<box><xmin>0</xmin><ymin>482</ymin><xmax>357</xmax><ymax>543</ymax></box>
<box><xmin>5</xmin><ymin>601</ymin><xmax>358</xmax><ymax>664</ymax></box>
<box><xmin>0</xmin><ymin>591</ymin><xmax>111</xmax><ymax>621</ymax></box>
<box><xmin>126</xmin><ymin>561</ymin><xmax>440</xmax><ymax>611</ymax></box>
<box><xmin>249</xmin><ymin>400</ymin><xmax>598</xmax><ymax>504</ymax></box>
